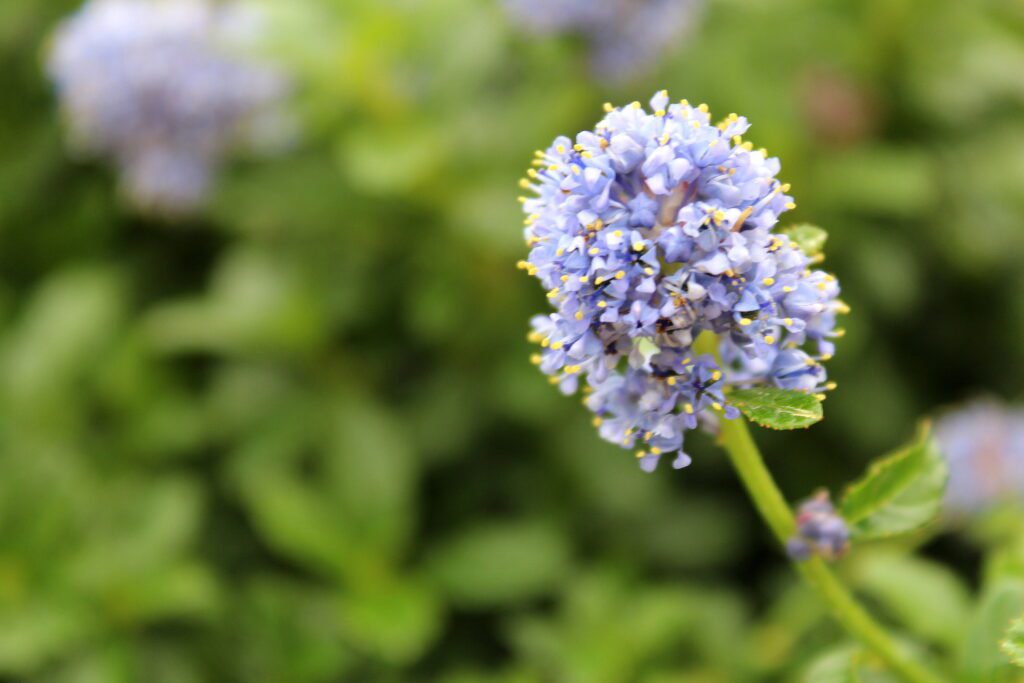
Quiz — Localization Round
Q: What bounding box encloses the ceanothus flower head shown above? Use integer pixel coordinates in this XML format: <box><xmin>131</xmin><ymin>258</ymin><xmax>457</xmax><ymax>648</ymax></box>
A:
<box><xmin>502</xmin><ymin>0</ymin><xmax>702</xmax><ymax>78</ymax></box>
<box><xmin>519</xmin><ymin>93</ymin><xmax>845</xmax><ymax>471</ymax></box>
<box><xmin>935</xmin><ymin>399</ymin><xmax>1024</xmax><ymax>515</ymax></box>
<box><xmin>47</xmin><ymin>0</ymin><xmax>291</xmax><ymax>215</ymax></box>
<box><xmin>786</xmin><ymin>490</ymin><xmax>850</xmax><ymax>562</ymax></box>
<box><xmin>501</xmin><ymin>0</ymin><xmax>611</xmax><ymax>34</ymax></box>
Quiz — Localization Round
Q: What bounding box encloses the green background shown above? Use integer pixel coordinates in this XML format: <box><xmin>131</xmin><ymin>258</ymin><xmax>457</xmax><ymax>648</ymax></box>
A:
<box><xmin>1</xmin><ymin>0</ymin><xmax>1023</xmax><ymax>680</ymax></box>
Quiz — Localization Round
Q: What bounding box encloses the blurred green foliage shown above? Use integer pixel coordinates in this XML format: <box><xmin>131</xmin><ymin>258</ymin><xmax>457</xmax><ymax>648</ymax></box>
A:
<box><xmin>1</xmin><ymin>0</ymin><xmax>1023</xmax><ymax>680</ymax></box>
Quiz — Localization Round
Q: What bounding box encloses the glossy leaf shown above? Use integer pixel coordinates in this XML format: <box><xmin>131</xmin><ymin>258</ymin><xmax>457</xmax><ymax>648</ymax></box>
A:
<box><xmin>730</xmin><ymin>387</ymin><xmax>823</xmax><ymax>430</ymax></box>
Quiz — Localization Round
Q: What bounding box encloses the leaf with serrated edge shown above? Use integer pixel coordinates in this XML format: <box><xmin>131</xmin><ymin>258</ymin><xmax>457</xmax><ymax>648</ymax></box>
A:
<box><xmin>730</xmin><ymin>387</ymin><xmax>823</xmax><ymax>431</ymax></box>
<box><xmin>839</xmin><ymin>426</ymin><xmax>948</xmax><ymax>540</ymax></box>
<box><xmin>780</xmin><ymin>223</ymin><xmax>828</xmax><ymax>257</ymax></box>
<box><xmin>1001</xmin><ymin>615</ymin><xmax>1024</xmax><ymax>668</ymax></box>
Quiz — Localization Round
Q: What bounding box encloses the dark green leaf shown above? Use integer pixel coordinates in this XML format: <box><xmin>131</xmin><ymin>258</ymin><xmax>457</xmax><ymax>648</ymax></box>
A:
<box><xmin>429</xmin><ymin>520</ymin><xmax>571</xmax><ymax>607</ymax></box>
<box><xmin>729</xmin><ymin>387</ymin><xmax>823</xmax><ymax>430</ymax></box>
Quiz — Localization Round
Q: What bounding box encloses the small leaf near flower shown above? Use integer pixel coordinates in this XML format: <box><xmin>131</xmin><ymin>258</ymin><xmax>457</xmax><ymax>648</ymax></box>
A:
<box><xmin>634</xmin><ymin>337</ymin><xmax>660</xmax><ymax>365</ymax></box>
<box><xmin>1001</xmin><ymin>615</ymin><xmax>1024</xmax><ymax>668</ymax></box>
<box><xmin>729</xmin><ymin>387</ymin><xmax>823</xmax><ymax>430</ymax></box>
<box><xmin>780</xmin><ymin>223</ymin><xmax>828</xmax><ymax>258</ymax></box>
<box><xmin>839</xmin><ymin>425</ymin><xmax>948</xmax><ymax>540</ymax></box>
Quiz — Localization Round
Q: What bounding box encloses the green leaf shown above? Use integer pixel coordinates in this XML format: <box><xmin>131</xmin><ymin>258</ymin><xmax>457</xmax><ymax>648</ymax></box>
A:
<box><xmin>960</xmin><ymin>579</ymin><xmax>1024</xmax><ymax>681</ymax></box>
<box><xmin>634</xmin><ymin>337</ymin><xmax>660</xmax><ymax>365</ymax></box>
<box><xmin>231</xmin><ymin>578</ymin><xmax>356</xmax><ymax>683</ymax></box>
<box><xmin>851</xmin><ymin>551</ymin><xmax>971</xmax><ymax>647</ymax></box>
<box><xmin>800</xmin><ymin>645</ymin><xmax>862</xmax><ymax>683</ymax></box>
<box><xmin>0</xmin><ymin>602</ymin><xmax>98</xmax><ymax>675</ymax></box>
<box><xmin>780</xmin><ymin>223</ymin><xmax>829</xmax><ymax>257</ymax></box>
<box><xmin>801</xmin><ymin>645</ymin><xmax>902</xmax><ymax>683</ymax></box>
<box><xmin>339</xmin><ymin>575</ymin><xmax>443</xmax><ymax>665</ymax></box>
<box><xmin>429</xmin><ymin>520</ymin><xmax>571</xmax><ymax>607</ymax></box>
<box><xmin>1001</xmin><ymin>615</ymin><xmax>1024</xmax><ymax>668</ymax></box>
<box><xmin>839</xmin><ymin>427</ymin><xmax>948</xmax><ymax>540</ymax></box>
<box><xmin>729</xmin><ymin>387</ymin><xmax>823</xmax><ymax>430</ymax></box>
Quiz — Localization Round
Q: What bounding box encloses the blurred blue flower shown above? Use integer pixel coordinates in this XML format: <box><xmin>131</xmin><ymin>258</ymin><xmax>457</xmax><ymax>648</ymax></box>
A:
<box><xmin>47</xmin><ymin>0</ymin><xmax>291</xmax><ymax>215</ymax></box>
<box><xmin>501</xmin><ymin>0</ymin><xmax>703</xmax><ymax>77</ymax></box>
<box><xmin>935</xmin><ymin>399</ymin><xmax>1024</xmax><ymax>515</ymax></box>
<box><xmin>520</xmin><ymin>92</ymin><xmax>844</xmax><ymax>471</ymax></box>
<box><xmin>786</xmin><ymin>490</ymin><xmax>849</xmax><ymax>562</ymax></box>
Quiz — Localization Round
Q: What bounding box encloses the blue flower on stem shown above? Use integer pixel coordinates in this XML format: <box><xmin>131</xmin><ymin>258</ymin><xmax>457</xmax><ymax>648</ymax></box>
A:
<box><xmin>519</xmin><ymin>93</ymin><xmax>845</xmax><ymax>471</ymax></box>
<box><xmin>786</xmin><ymin>490</ymin><xmax>850</xmax><ymax>562</ymax></box>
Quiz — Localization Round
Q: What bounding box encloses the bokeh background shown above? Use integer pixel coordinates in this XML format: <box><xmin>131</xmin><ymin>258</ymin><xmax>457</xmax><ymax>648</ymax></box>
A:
<box><xmin>1</xmin><ymin>0</ymin><xmax>1023</xmax><ymax>680</ymax></box>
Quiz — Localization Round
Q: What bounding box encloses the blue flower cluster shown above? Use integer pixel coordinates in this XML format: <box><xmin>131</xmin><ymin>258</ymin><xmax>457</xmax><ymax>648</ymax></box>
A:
<box><xmin>47</xmin><ymin>0</ymin><xmax>291</xmax><ymax>215</ymax></box>
<box><xmin>786</xmin><ymin>491</ymin><xmax>850</xmax><ymax>562</ymax></box>
<box><xmin>519</xmin><ymin>93</ymin><xmax>844</xmax><ymax>471</ymax></box>
<box><xmin>501</xmin><ymin>0</ymin><xmax>702</xmax><ymax>77</ymax></box>
<box><xmin>935</xmin><ymin>400</ymin><xmax>1024</xmax><ymax>515</ymax></box>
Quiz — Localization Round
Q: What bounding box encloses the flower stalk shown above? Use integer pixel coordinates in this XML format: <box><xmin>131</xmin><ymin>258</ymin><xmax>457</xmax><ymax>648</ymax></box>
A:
<box><xmin>715</xmin><ymin>398</ymin><xmax>944</xmax><ymax>683</ymax></box>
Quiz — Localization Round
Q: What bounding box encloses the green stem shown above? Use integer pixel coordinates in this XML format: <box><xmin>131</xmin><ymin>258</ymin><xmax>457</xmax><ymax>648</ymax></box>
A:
<box><xmin>716</xmin><ymin>413</ymin><xmax>944</xmax><ymax>683</ymax></box>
